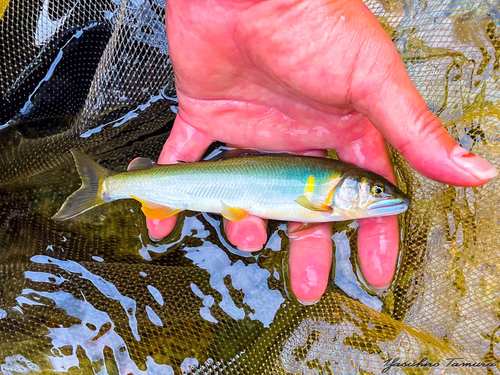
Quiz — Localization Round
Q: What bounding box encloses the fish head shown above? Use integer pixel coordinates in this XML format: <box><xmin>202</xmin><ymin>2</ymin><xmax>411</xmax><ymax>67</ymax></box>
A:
<box><xmin>333</xmin><ymin>171</ymin><xmax>410</xmax><ymax>218</ymax></box>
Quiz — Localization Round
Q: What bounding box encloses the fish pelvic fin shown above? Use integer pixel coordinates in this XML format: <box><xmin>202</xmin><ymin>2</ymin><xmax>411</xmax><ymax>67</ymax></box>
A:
<box><xmin>221</xmin><ymin>202</ymin><xmax>249</xmax><ymax>221</ymax></box>
<box><xmin>289</xmin><ymin>222</ymin><xmax>326</xmax><ymax>234</ymax></box>
<box><xmin>52</xmin><ymin>149</ymin><xmax>111</xmax><ymax>221</ymax></box>
<box><xmin>295</xmin><ymin>195</ymin><xmax>333</xmax><ymax>213</ymax></box>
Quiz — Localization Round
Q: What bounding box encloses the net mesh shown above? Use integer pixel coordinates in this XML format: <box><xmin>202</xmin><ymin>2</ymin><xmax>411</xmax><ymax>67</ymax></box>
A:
<box><xmin>0</xmin><ymin>0</ymin><xmax>499</xmax><ymax>374</ymax></box>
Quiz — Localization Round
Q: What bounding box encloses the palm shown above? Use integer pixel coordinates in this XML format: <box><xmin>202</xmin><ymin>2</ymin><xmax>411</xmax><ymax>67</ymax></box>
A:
<box><xmin>149</xmin><ymin>0</ymin><xmax>496</xmax><ymax>303</ymax></box>
<box><xmin>166</xmin><ymin>0</ymin><xmax>395</xmax><ymax>155</ymax></box>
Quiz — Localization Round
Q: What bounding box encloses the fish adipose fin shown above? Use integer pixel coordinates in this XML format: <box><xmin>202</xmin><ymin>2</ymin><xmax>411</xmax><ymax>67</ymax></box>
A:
<box><xmin>52</xmin><ymin>150</ymin><xmax>111</xmax><ymax>221</ymax></box>
<box><xmin>295</xmin><ymin>195</ymin><xmax>333</xmax><ymax>212</ymax></box>
<box><xmin>221</xmin><ymin>202</ymin><xmax>249</xmax><ymax>221</ymax></box>
<box><xmin>127</xmin><ymin>157</ymin><xmax>155</xmax><ymax>171</ymax></box>
<box><xmin>130</xmin><ymin>196</ymin><xmax>182</xmax><ymax>219</ymax></box>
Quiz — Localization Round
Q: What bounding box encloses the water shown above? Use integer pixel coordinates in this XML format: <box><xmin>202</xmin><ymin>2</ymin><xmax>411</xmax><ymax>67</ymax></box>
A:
<box><xmin>0</xmin><ymin>115</ymin><xmax>382</xmax><ymax>373</ymax></box>
<box><xmin>0</xmin><ymin>3</ymin><xmax>407</xmax><ymax>373</ymax></box>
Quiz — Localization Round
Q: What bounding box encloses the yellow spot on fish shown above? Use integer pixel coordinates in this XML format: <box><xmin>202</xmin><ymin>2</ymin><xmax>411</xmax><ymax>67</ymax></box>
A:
<box><xmin>305</xmin><ymin>175</ymin><xmax>315</xmax><ymax>198</ymax></box>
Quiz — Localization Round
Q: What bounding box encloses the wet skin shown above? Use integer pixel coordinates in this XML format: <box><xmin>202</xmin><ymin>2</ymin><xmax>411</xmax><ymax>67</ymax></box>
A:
<box><xmin>146</xmin><ymin>0</ymin><xmax>498</xmax><ymax>304</ymax></box>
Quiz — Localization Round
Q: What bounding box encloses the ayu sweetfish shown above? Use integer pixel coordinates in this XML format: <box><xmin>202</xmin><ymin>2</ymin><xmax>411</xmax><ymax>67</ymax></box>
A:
<box><xmin>52</xmin><ymin>150</ymin><xmax>410</xmax><ymax>225</ymax></box>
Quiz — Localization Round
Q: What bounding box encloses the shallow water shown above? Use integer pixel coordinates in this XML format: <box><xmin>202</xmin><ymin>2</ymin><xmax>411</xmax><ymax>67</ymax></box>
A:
<box><xmin>0</xmin><ymin>98</ymin><xmax>381</xmax><ymax>374</ymax></box>
<box><xmin>0</xmin><ymin>166</ymin><xmax>380</xmax><ymax>374</ymax></box>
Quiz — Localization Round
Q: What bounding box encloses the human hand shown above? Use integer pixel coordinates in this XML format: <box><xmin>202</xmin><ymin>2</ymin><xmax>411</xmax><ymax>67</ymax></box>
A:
<box><xmin>147</xmin><ymin>0</ymin><xmax>498</xmax><ymax>304</ymax></box>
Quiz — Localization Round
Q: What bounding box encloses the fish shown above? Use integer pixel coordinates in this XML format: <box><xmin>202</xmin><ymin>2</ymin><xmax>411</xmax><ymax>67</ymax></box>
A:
<box><xmin>52</xmin><ymin>149</ymin><xmax>410</xmax><ymax>227</ymax></box>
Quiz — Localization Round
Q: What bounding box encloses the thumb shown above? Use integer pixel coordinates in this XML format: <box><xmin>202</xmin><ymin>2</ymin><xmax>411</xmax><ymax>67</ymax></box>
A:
<box><xmin>352</xmin><ymin>42</ymin><xmax>497</xmax><ymax>187</ymax></box>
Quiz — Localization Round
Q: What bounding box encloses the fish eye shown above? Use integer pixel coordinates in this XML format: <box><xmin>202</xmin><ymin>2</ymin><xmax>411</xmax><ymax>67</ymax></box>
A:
<box><xmin>371</xmin><ymin>183</ymin><xmax>384</xmax><ymax>196</ymax></box>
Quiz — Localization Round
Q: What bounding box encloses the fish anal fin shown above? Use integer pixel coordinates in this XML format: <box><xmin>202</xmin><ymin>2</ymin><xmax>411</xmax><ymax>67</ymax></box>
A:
<box><xmin>221</xmin><ymin>201</ymin><xmax>249</xmax><ymax>221</ymax></box>
<box><xmin>289</xmin><ymin>222</ymin><xmax>325</xmax><ymax>234</ymax></box>
<box><xmin>295</xmin><ymin>195</ymin><xmax>333</xmax><ymax>212</ymax></box>
<box><xmin>127</xmin><ymin>157</ymin><xmax>155</xmax><ymax>171</ymax></box>
<box><xmin>130</xmin><ymin>195</ymin><xmax>182</xmax><ymax>219</ymax></box>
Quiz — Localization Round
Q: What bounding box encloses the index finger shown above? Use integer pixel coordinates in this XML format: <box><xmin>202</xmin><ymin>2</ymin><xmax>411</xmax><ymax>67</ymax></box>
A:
<box><xmin>350</xmin><ymin>23</ymin><xmax>497</xmax><ymax>186</ymax></box>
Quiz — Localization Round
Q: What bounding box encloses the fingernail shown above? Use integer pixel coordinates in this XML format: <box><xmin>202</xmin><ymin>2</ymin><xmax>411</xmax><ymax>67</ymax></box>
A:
<box><xmin>236</xmin><ymin>245</ymin><xmax>263</xmax><ymax>252</ymax></box>
<box><xmin>235</xmin><ymin>234</ymin><xmax>264</xmax><ymax>252</ymax></box>
<box><xmin>451</xmin><ymin>145</ymin><xmax>498</xmax><ymax>180</ymax></box>
<box><xmin>297</xmin><ymin>297</ymin><xmax>320</xmax><ymax>306</ymax></box>
<box><xmin>148</xmin><ymin>232</ymin><xmax>163</xmax><ymax>242</ymax></box>
<box><xmin>146</xmin><ymin>218</ymin><xmax>172</xmax><ymax>241</ymax></box>
<box><xmin>367</xmin><ymin>282</ymin><xmax>391</xmax><ymax>293</ymax></box>
<box><xmin>226</xmin><ymin>219</ymin><xmax>267</xmax><ymax>251</ymax></box>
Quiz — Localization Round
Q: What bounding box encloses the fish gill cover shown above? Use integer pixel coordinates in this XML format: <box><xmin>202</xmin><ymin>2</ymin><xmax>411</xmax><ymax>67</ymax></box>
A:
<box><xmin>0</xmin><ymin>0</ymin><xmax>499</xmax><ymax>374</ymax></box>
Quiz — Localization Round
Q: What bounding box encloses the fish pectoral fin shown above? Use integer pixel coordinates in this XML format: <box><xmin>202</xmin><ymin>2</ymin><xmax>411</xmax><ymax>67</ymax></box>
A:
<box><xmin>130</xmin><ymin>196</ymin><xmax>182</xmax><ymax>219</ymax></box>
<box><xmin>221</xmin><ymin>202</ymin><xmax>249</xmax><ymax>221</ymax></box>
<box><xmin>289</xmin><ymin>222</ymin><xmax>326</xmax><ymax>234</ymax></box>
<box><xmin>295</xmin><ymin>195</ymin><xmax>333</xmax><ymax>212</ymax></box>
<box><xmin>127</xmin><ymin>157</ymin><xmax>155</xmax><ymax>171</ymax></box>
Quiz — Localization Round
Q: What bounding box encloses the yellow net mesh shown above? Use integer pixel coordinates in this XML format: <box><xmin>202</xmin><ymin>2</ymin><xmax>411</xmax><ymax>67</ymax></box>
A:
<box><xmin>0</xmin><ymin>0</ymin><xmax>499</xmax><ymax>374</ymax></box>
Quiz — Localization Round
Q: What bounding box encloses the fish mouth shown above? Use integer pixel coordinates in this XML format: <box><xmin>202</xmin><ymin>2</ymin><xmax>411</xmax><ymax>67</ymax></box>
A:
<box><xmin>368</xmin><ymin>197</ymin><xmax>410</xmax><ymax>215</ymax></box>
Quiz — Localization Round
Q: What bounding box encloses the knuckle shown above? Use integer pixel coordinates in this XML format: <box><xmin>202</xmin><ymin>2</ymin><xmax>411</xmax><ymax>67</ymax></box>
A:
<box><xmin>398</xmin><ymin>110</ymin><xmax>444</xmax><ymax>155</ymax></box>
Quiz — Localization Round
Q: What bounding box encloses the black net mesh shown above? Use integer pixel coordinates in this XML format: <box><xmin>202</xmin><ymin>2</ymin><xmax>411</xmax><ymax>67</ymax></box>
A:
<box><xmin>0</xmin><ymin>0</ymin><xmax>499</xmax><ymax>374</ymax></box>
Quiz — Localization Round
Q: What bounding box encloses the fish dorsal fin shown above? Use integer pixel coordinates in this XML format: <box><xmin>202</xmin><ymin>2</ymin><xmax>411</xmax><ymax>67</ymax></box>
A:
<box><xmin>221</xmin><ymin>201</ymin><xmax>249</xmax><ymax>221</ymax></box>
<box><xmin>127</xmin><ymin>157</ymin><xmax>155</xmax><ymax>171</ymax></box>
<box><xmin>295</xmin><ymin>195</ymin><xmax>333</xmax><ymax>212</ymax></box>
<box><xmin>130</xmin><ymin>195</ymin><xmax>182</xmax><ymax>219</ymax></box>
<box><xmin>203</xmin><ymin>146</ymin><xmax>294</xmax><ymax>162</ymax></box>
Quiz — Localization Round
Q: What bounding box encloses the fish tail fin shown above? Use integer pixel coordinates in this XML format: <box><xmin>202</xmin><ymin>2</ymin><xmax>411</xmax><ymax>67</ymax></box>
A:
<box><xmin>52</xmin><ymin>149</ymin><xmax>111</xmax><ymax>221</ymax></box>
